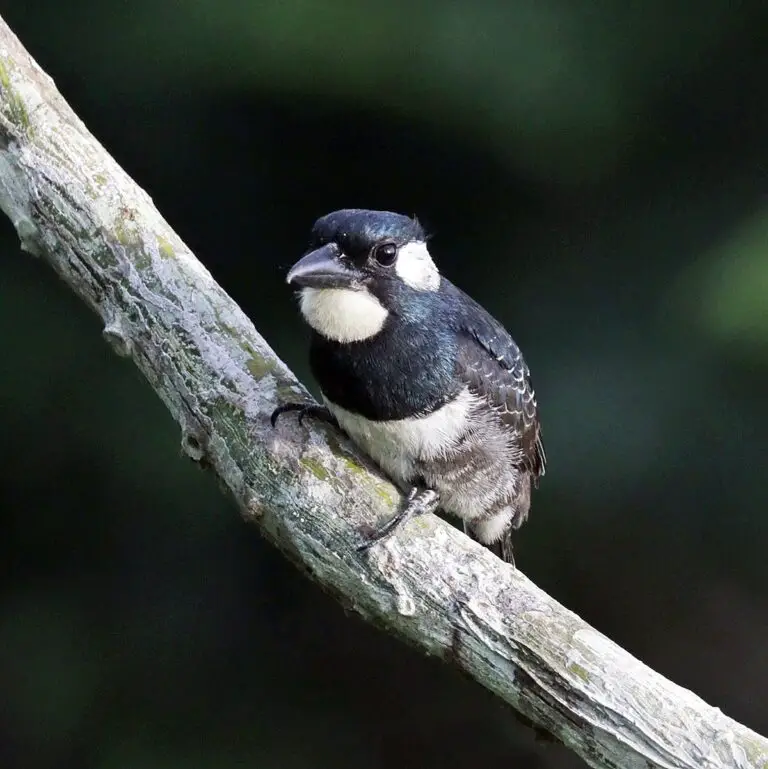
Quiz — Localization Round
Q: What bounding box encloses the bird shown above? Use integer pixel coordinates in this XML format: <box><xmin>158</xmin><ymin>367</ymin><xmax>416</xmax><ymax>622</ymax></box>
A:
<box><xmin>271</xmin><ymin>209</ymin><xmax>545</xmax><ymax>563</ymax></box>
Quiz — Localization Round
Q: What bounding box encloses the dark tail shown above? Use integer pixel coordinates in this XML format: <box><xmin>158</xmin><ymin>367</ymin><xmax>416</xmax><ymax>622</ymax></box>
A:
<box><xmin>487</xmin><ymin>530</ymin><xmax>516</xmax><ymax>566</ymax></box>
<box><xmin>463</xmin><ymin>523</ymin><xmax>516</xmax><ymax>566</ymax></box>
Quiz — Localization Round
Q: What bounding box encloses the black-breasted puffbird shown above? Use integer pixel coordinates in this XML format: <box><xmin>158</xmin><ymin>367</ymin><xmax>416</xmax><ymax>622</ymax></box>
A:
<box><xmin>272</xmin><ymin>209</ymin><xmax>545</xmax><ymax>563</ymax></box>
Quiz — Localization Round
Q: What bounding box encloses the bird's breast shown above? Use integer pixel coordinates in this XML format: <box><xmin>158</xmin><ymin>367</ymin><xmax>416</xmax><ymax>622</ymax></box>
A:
<box><xmin>325</xmin><ymin>388</ymin><xmax>477</xmax><ymax>484</ymax></box>
<box><xmin>309</xmin><ymin>322</ymin><xmax>460</xmax><ymax>421</ymax></box>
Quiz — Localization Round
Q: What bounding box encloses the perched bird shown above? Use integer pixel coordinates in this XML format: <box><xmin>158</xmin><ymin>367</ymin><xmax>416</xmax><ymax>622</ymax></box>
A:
<box><xmin>272</xmin><ymin>209</ymin><xmax>545</xmax><ymax>563</ymax></box>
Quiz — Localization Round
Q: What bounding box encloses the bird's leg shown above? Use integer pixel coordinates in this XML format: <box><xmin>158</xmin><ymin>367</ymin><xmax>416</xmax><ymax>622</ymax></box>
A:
<box><xmin>270</xmin><ymin>402</ymin><xmax>339</xmax><ymax>429</ymax></box>
<box><xmin>357</xmin><ymin>486</ymin><xmax>440</xmax><ymax>551</ymax></box>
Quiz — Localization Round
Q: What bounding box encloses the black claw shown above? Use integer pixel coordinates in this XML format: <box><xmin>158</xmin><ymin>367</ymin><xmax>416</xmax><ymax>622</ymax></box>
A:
<box><xmin>270</xmin><ymin>403</ymin><xmax>339</xmax><ymax>429</ymax></box>
<box><xmin>356</xmin><ymin>513</ymin><xmax>406</xmax><ymax>552</ymax></box>
<box><xmin>357</xmin><ymin>487</ymin><xmax>440</xmax><ymax>552</ymax></box>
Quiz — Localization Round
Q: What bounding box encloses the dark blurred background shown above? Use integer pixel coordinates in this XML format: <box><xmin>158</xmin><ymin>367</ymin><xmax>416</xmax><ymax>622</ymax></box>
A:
<box><xmin>2</xmin><ymin>1</ymin><xmax>767</xmax><ymax>767</ymax></box>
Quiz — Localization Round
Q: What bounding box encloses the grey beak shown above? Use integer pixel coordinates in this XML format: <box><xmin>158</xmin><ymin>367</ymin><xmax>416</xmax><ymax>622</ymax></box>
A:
<box><xmin>286</xmin><ymin>243</ymin><xmax>359</xmax><ymax>289</ymax></box>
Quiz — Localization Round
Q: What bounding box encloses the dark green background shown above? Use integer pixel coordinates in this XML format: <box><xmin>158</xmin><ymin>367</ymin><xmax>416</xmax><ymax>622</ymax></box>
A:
<box><xmin>1</xmin><ymin>2</ymin><xmax>767</xmax><ymax>768</ymax></box>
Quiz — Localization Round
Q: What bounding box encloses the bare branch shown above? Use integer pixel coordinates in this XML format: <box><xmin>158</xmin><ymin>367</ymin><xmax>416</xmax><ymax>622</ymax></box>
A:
<box><xmin>0</xmin><ymin>15</ymin><xmax>765</xmax><ymax>769</ymax></box>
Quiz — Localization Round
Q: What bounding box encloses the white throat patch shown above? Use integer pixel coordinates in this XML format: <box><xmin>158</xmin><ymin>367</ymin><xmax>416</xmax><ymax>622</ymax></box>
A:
<box><xmin>396</xmin><ymin>241</ymin><xmax>440</xmax><ymax>291</ymax></box>
<box><xmin>299</xmin><ymin>287</ymin><xmax>388</xmax><ymax>343</ymax></box>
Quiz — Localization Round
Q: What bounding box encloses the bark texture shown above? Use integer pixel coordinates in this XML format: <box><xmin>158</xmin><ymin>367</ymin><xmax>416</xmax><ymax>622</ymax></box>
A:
<box><xmin>1</xmin><ymin>15</ymin><xmax>766</xmax><ymax>769</ymax></box>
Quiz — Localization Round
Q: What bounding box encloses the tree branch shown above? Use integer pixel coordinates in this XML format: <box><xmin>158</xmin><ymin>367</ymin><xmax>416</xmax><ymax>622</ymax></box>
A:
<box><xmin>0</xmin><ymin>15</ymin><xmax>764</xmax><ymax>769</ymax></box>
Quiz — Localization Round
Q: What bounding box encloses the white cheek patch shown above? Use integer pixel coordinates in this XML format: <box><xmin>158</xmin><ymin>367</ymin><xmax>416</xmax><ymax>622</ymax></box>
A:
<box><xmin>299</xmin><ymin>287</ymin><xmax>388</xmax><ymax>343</ymax></box>
<box><xmin>395</xmin><ymin>241</ymin><xmax>440</xmax><ymax>291</ymax></box>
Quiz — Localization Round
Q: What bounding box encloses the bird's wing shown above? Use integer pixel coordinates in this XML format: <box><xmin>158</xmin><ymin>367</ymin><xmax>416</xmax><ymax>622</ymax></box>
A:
<box><xmin>452</xmin><ymin>294</ymin><xmax>546</xmax><ymax>482</ymax></box>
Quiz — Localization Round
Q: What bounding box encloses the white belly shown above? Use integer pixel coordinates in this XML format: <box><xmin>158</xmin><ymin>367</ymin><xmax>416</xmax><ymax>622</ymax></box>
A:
<box><xmin>324</xmin><ymin>389</ymin><xmax>476</xmax><ymax>484</ymax></box>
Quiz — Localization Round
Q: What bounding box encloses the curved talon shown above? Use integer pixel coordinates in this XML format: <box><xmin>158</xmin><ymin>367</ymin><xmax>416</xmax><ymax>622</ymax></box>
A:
<box><xmin>357</xmin><ymin>486</ymin><xmax>439</xmax><ymax>552</ymax></box>
<box><xmin>270</xmin><ymin>402</ymin><xmax>339</xmax><ymax>429</ymax></box>
<box><xmin>270</xmin><ymin>403</ymin><xmax>305</xmax><ymax>427</ymax></box>
<box><xmin>356</xmin><ymin>513</ymin><xmax>404</xmax><ymax>552</ymax></box>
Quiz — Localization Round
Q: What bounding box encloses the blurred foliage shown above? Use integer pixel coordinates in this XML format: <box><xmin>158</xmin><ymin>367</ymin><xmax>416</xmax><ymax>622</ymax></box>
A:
<box><xmin>1</xmin><ymin>1</ymin><xmax>767</xmax><ymax>768</ymax></box>
<box><xmin>679</xmin><ymin>208</ymin><xmax>768</xmax><ymax>348</ymax></box>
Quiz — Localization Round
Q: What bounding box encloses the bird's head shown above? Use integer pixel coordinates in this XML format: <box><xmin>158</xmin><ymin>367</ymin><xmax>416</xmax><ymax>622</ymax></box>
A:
<box><xmin>286</xmin><ymin>209</ymin><xmax>440</xmax><ymax>343</ymax></box>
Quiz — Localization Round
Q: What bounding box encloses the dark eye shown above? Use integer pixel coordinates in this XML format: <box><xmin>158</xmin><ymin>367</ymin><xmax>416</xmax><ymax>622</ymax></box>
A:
<box><xmin>372</xmin><ymin>242</ymin><xmax>397</xmax><ymax>266</ymax></box>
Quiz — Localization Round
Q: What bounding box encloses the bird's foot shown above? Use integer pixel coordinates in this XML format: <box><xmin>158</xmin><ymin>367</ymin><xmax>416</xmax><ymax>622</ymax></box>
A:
<box><xmin>357</xmin><ymin>486</ymin><xmax>440</xmax><ymax>552</ymax></box>
<box><xmin>270</xmin><ymin>402</ymin><xmax>339</xmax><ymax>429</ymax></box>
